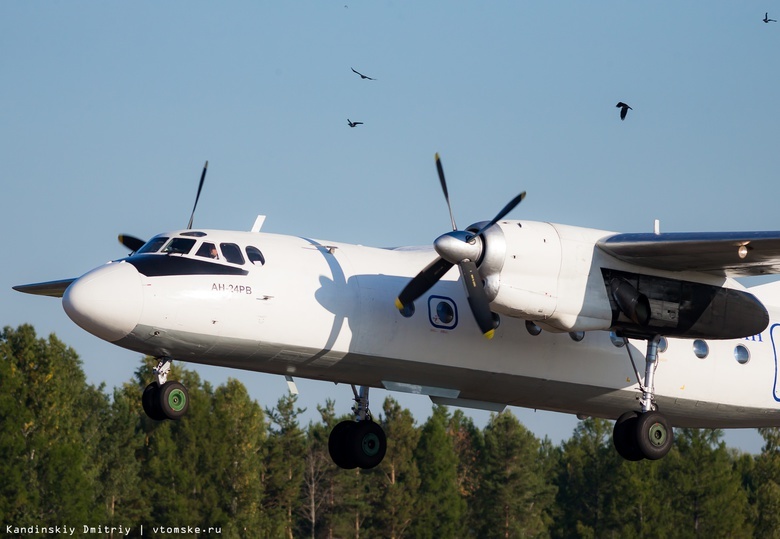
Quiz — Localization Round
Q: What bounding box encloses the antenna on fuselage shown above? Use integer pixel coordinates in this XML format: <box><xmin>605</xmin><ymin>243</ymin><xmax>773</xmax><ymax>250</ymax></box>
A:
<box><xmin>187</xmin><ymin>161</ymin><xmax>208</xmax><ymax>230</ymax></box>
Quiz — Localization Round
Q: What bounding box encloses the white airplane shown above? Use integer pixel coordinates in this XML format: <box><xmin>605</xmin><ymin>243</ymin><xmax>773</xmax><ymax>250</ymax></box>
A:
<box><xmin>14</xmin><ymin>157</ymin><xmax>780</xmax><ymax>469</ymax></box>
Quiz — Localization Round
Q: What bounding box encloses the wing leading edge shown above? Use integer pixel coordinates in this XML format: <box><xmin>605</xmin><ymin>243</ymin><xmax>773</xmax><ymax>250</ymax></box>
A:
<box><xmin>597</xmin><ymin>231</ymin><xmax>780</xmax><ymax>277</ymax></box>
<box><xmin>13</xmin><ymin>278</ymin><xmax>76</xmax><ymax>298</ymax></box>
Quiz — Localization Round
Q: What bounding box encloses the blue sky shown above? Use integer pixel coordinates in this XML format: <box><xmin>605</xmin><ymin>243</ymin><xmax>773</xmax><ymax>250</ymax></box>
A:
<box><xmin>3</xmin><ymin>2</ymin><xmax>779</xmax><ymax>452</ymax></box>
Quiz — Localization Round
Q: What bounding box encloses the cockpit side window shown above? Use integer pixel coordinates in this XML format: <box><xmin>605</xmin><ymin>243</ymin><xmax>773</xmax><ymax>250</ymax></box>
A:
<box><xmin>220</xmin><ymin>243</ymin><xmax>245</xmax><ymax>265</ymax></box>
<box><xmin>162</xmin><ymin>238</ymin><xmax>197</xmax><ymax>255</ymax></box>
<box><xmin>246</xmin><ymin>246</ymin><xmax>265</xmax><ymax>265</ymax></box>
<box><xmin>195</xmin><ymin>242</ymin><xmax>220</xmax><ymax>259</ymax></box>
<box><xmin>137</xmin><ymin>237</ymin><xmax>168</xmax><ymax>254</ymax></box>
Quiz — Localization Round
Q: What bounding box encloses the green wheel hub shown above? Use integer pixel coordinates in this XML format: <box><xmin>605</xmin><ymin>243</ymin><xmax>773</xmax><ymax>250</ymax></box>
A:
<box><xmin>167</xmin><ymin>388</ymin><xmax>187</xmax><ymax>412</ymax></box>
<box><xmin>647</xmin><ymin>421</ymin><xmax>668</xmax><ymax>447</ymax></box>
<box><xmin>360</xmin><ymin>432</ymin><xmax>381</xmax><ymax>457</ymax></box>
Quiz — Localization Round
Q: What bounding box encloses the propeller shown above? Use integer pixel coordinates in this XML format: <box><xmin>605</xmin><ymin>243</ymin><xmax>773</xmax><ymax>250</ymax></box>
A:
<box><xmin>395</xmin><ymin>153</ymin><xmax>525</xmax><ymax>339</ymax></box>
<box><xmin>118</xmin><ymin>160</ymin><xmax>209</xmax><ymax>253</ymax></box>
<box><xmin>118</xmin><ymin>234</ymin><xmax>146</xmax><ymax>253</ymax></box>
<box><xmin>187</xmin><ymin>160</ymin><xmax>209</xmax><ymax>230</ymax></box>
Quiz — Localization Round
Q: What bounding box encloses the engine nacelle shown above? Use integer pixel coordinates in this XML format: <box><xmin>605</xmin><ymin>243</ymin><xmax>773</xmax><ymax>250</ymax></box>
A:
<box><xmin>479</xmin><ymin>220</ymin><xmax>768</xmax><ymax>339</ymax></box>
<box><xmin>485</xmin><ymin>221</ymin><xmax>614</xmax><ymax>332</ymax></box>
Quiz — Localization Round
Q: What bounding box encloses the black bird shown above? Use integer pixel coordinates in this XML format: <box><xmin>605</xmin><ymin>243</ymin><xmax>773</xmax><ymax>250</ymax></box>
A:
<box><xmin>616</xmin><ymin>102</ymin><xmax>632</xmax><ymax>121</ymax></box>
<box><xmin>347</xmin><ymin>119</ymin><xmax>363</xmax><ymax>128</ymax></box>
<box><xmin>764</xmin><ymin>12</ymin><xmax>777</xmax><ymax>22</ymax></box>
<box><xmin>351</xmin><ymin>67</ymin><xmax>376</xmax><ymax>80</ymax></box>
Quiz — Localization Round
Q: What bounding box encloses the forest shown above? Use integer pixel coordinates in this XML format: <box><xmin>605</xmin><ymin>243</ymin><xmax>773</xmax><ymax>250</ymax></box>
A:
<box><xmin>3</xmin><ymin>324</ymin><xmax>780</xmax><ymax>539</ymax></box>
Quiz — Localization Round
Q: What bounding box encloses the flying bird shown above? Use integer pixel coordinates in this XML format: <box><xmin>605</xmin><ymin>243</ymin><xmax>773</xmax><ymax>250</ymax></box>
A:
<box><xmin>351</xmin><ymin>67</ymin><xmax>376</xmax><ymax>80</ymax></box>
<box><xmin>764</xmin><ymin>12</ymin><xmax>777</xmax><ymax>22</ymax></box>
<box><xmin>616</xmin><ymin>102</ymin><xmax>632</xmax><ymax>121</ymax></box>
<box><xmin>347</xmin><ymin>119</ymin><xmax>363</xmax><ymax>128</ymax></box>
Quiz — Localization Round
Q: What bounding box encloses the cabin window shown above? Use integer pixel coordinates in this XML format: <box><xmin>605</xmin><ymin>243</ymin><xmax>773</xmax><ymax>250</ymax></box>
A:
<box><xmin>137</xmin><ymin>237</ymin><xmax>168</xmax><ymax>254</ymax></box>
<box><xmin>693</xmin><ymin>339</ymin><xmax>709</xmax><ymax>359</ymax></box>
<box><xmin>399</xmin><ymin>302</ymin><xmax>414</xmax><ymax>318</ymax></box>
<box><xmin>246</xmin><ymin>246</ymin><xmax>266</xmax><ymax>265</ymax></box>
<box><xmin>195</xmin><ymin>242</ymin><xmax>220</xmax><ymax>259</ymax></box>
<box><xmin>658</xmin><ymin>337</ymin><xmax>668</xmax><ymax>354</ymax></box>
<box><xmin>436</xmin><ymin>301</ymin><xmax>455</xmax><ymax>324</ymax></box>
<box><xmin>609</xmin><ymin>331</ymin><xmax>625</xmax><ymax>347</ymax></box>
<box><xmin>734</xmin><ymin>344</ymin><xmax>750</xmax><ymax>365</ymax></box>
<box><xmin>220</xmin><ymin>243</ymin><xmax>245</xmax><ymax>265</ymax></box>
<box><xmin>162</xmin><ymin>237</ymin><xmax>196</xmax><ymax>255</ymax></box>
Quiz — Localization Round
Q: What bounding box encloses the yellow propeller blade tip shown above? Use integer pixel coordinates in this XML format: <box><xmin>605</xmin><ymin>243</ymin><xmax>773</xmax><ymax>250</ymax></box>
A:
<box><xmin>484</xmin><ymin>329</ymin><xmax>496</xmax><ymax>340</ymax></box>
<box><xmin>394</xmin><ymin>298</ymin><xmax>404</xmax><ymax>311</ymax></box>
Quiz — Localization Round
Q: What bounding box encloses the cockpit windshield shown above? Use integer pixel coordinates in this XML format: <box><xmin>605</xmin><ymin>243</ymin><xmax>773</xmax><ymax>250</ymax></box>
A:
<box><xmin>136</xmin><ymin>237</ymin><xmax>168</xmax><ymax>254</ymax></box>
<box><xmin>132</xmin><ymin>234</ymin><xmax>266</xmax><ymax>268</ymax></box>
<box><xmin>162</xmin><ymin>237</ymin><xmax>197</xmax><ymax>255</ymax></box>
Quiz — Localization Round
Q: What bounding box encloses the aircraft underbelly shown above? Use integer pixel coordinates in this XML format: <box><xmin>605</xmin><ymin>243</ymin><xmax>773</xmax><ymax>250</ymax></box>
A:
<box><xmin>115</xmin><ymin>321</ymin><xmax>780</xmax><ymax>427</ymax></box>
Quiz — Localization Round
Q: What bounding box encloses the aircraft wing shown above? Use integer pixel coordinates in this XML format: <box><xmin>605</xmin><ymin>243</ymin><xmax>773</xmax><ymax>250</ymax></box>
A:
<box><xmin>12</xmin><ymin>278</ymin><xmax>76</xmax><ymax>298</ymax></box>
<box><xmin>597</xmin><ymin>232</ymin><xmax>780</xmax><ymax>277</ymax></box>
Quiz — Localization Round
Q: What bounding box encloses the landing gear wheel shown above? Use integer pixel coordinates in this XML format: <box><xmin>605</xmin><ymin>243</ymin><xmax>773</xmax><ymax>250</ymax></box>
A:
<box><xmin>329</xmin><ymin>421</ymin><xmax>358</xmax><ymax>470</ymax></box>
<box><xmin>157</xmin><ymin>381</ymin><xmax>189</xmax><ymax>420</ymax></box>
<box><xmin>635</xmin><ymin>410</ymin><xmax>673</xmax><ymax>460</ymax></box>
<box><xmin>613</xmin><ymin>411</ymin><xmax>644</xmax><ymax>461</ymax></box>
<box><xmin>328</xmin><ymin>420</ymin><xmax>387</xmax><ymax>469</ymax></box>
<box><xmin>348</xmin><ymin>420</ymin><xmax>387</xmax><ymax>470</ymax></box>
<box><xmin>142</xmin><ymin>382</ymin><xmax>166</xmax><ymax>421</ymax></box>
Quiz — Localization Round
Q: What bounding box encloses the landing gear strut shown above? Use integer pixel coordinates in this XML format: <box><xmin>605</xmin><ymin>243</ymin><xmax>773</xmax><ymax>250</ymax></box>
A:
<box><xmin>613</xmin><ymin>335</ymin><xmax>674</xmax><ymax>461</ymax></box>
<box><xmin>328</xmin><ymin>385</ymin><xmax>387</xmax><ymax>469</ymax></box>
<box><xmin>141</xmin><ymin>357</ymin><xmax>190</xmax><ymax>421</ymax></box>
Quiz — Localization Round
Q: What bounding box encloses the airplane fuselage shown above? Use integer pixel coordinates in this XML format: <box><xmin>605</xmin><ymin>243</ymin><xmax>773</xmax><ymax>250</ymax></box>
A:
<box><xmin>61</xmin><ymin>221</ymin><xmax>780</xmax><ymax>429</ymax></box>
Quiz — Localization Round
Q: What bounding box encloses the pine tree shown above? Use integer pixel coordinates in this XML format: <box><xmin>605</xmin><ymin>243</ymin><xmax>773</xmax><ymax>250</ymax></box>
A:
<box><xmin>366</xmin><ymin>396</ymin><xmax>420</xmax><ymax>539</ymax></box>
<box><xmin>97</xmin><ymin>384</ymin><xmax>150</xmax><ymax>525</ymax></box>
<box><xmin>211</xmin><ymin>378</ymin><xmax>267</xmax><ymax>536</ymax></box>
<box><xmin>410</xmin><ymin>405</ymin><xmax>465</xmax><ymax>538</ymax></box>
<box><xmin>751</xmin><ymin>427</ymin><xmax>780</xmax><ymax>537</ymax></box>
<box><xmin>297</xmin><ymin>400</ymin><xmax>337</xmax><ymax>538</ymax></box>
<box><xmin>0</xmin><ymin>324</ymin><xmax>107</xmax><ymax>525</ymax></box>
<box><xmin>659</xmin><ymin>428</ymin><xmax>752</xmax><ymax>538</ymax></box>
<box><xmin>552</xmin><ymin>418</ymin><xmax>621</xmax><ymax>537</ymax></box>
<box><xmin>475</xmin><ymin>410</ymin><xmax>555</xmax><ymax>539</ymax></box>
<box><xmin>448</xmin><ymin>408</ymin><xmax>485</xmax><ymax>534</ymax></box>
<box><xmin>264</xmin><ymin>393</ymin><xmax>306</xmax><ymax>539</ymax></box>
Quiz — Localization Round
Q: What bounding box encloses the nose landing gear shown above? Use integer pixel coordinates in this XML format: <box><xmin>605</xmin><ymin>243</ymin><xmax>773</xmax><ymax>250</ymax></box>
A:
<box><xmin>141</xmin><ymin>357</ymin><xmax>190</xmax><ymax>421</ymax></box>
<box><xmin>328</xmin><ymin>385</ymin><xmax>387</xmax><ymax>469</ymax></box>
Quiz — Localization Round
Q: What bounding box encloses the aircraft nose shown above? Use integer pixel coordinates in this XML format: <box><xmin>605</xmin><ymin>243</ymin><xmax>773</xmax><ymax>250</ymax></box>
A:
<box><xmin>63</xmin><ymin>261</ymin><xmax>143</xmax><ymax>342</ymax></box>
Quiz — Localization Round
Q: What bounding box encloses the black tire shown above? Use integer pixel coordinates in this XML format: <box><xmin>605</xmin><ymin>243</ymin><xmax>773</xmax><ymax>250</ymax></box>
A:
<box><xmin>635</xmin><ymin>410</ymin><xmax>673</xmax><ymax>460</ymax></box>
<box><xmin>348</xmin><ymin>420</ymin><xmax>387</xmax><ymax>470</ymax></box>
<box><xmin>613</xmin><ymin>411</ymin><xmax>644</xmax><ymax>461</ymax></box>
<box><xmin>157</xmin><ymin>381</ymin><xmax>189</xmax><ymax>420</ymax></box>
<box><xmin>142</xmin><ymin>382</ymin><xmax>166</xmax><ymax>421</ymax></box>
<box><xmin>329</xmin><ymin>421</ymin><xmax>358</xmax><ymax>469</ymax></box>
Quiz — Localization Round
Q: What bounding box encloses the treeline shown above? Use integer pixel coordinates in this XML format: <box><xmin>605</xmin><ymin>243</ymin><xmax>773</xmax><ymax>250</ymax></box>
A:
<box><xmin>3</xmin><ymin>324</ymin><xmax>780</xmax><ymax>538</ymax></box>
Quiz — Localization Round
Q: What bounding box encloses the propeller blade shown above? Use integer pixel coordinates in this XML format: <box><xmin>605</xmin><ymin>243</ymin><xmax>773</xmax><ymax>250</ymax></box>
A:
<box><xmin>187</xmin><ymin>160</ymin><xmax>208</xmax><ymax>230</ymax></box>
<box><xmin>474</xmin><ymin>191</ymin><xmax>526</xmax><ymax>237</ymax></box>
<box><xmin>395</xmin><ymin>153</ymin><xmax>521</xmax><ymax>339</ymax></box>
<box><xmin>435</xmin><ymin>153</ymin><xmax>457</xmax><ymax>231</ymax></box>
<box><xmin>118</xmin><ymin>234</ymin><xmax>146</xmax><ymax>252</ymax></box>
<box><xmin>459</xmin><ymin>260</ymin><xmax>497</xmax><ymax>339</ymax></box>
<box><xmin>395</xmin><ymin>256</ymin><xmax>455</xmax><ymax>312</ymax></box>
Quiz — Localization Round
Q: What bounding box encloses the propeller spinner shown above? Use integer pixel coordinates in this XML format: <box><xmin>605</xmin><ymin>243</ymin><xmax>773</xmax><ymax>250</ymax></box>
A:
<box><xmin>395</xmin><ymin>154</ymin><xmax>525</xmax><ymax>339</ymax></box>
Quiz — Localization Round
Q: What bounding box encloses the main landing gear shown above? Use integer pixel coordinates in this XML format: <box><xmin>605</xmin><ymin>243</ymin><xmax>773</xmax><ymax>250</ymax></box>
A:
<box><xmin>613</xmin><ymin>335</ymin><xmax>674</xmax><ymax>461</ymax></box>
<box><xmin>328</xmin><ymin>385</ymin><xmax>387</xmax><ymax>469</ymax></box>
<box><xmin>141</xmin><ymin>357</ymin><xmax>190</xmax><ymax>421</ymax></box>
